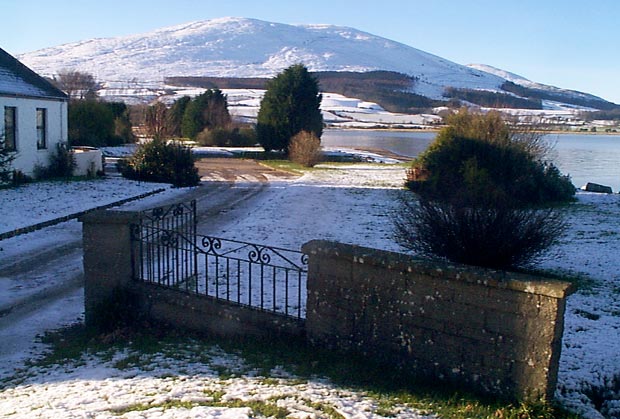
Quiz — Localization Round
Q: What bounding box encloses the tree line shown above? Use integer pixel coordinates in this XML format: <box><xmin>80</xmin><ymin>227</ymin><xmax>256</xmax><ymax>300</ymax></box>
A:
<box><xmin>501</xmin><ymin>81</ymin><xmax>619</xmax><ymax>111</ymax></box>
<box><xmin>58</xmin><ymin>63</ymin><xmax>323</xmax><ymax>155</ymax></box>
<box><xmin>51</xmin><ymin>71</ymin><xmax>134</xmax><ymax>147</ymax></box>
<box><xmin>443</xmin><ymin>87</ymin><xmax>543</xmax><ymax>110</ymax></box>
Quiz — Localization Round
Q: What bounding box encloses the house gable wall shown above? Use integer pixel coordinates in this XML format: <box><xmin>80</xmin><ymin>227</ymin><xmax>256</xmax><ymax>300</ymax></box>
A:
<box><xmin>1</xmin><ymin>95</ymin><xmax>67</xmax><ymax>176</ymax></box>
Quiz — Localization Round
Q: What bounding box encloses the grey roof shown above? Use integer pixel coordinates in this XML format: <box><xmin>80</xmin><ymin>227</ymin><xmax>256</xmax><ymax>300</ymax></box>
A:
<box><xmin>0</xmin><ymin>47</ymin><xmax>68</xmax><ymax>100</ymax></box>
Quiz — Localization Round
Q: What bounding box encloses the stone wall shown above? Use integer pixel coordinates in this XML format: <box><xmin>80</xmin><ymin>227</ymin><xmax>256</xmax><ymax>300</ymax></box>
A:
<box><xmin>302</xmin><ymin>240</ymin><xmax>574</xmax><ymax>401</ymax></box>
<box><xmin>81</xmin><ymin>211</ymin><xmax>574</xmax><ymax>402</ymax></box>
<box><xmin>129</xmin><ymin>282</ymin><xmax>305</xmax><ymax>338</ymax></box>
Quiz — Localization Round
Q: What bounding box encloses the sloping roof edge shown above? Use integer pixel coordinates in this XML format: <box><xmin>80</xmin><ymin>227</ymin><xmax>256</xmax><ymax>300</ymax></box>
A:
<box><xmin>0</xmin><ymin>47</ymin><xmax>68</xmax><ymax>100</ymax></box>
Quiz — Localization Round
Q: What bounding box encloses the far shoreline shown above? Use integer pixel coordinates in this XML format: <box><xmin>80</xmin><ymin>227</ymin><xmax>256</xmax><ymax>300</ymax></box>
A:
<box><xmin>324</xmin><ymin>125</ymin><xmax>620</xmax><ymax>137</ymax></box>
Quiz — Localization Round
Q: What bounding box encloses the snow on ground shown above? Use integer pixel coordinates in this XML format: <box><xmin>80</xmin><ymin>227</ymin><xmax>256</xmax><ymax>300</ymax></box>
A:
<box><xmin>202</xmin><ymin>163</ymin><xmax>406</xmax><ymax>252</ymax></box>
<box><xmin>1</xmin><ymin>161</ymin><xmax>619</xmax><ymax>418</ymax></box>
<box><xmin>0</xmin><ymin>335</ymin><xmax>430</xmax><ymax>419</ymax></box>
<box><xmin>539</xmin><ymin>193</ymin><xmax>620</xmax><ymax>419</ymax></box>
<box><xmin>0</xmin><ymin>178</ymin><xmax>174</xmax><ymax>236</ymax></box>
<box><xmin>0</xmin><ymin>288</ymin><xmax>83</xmax><ymax>380</ymax></box>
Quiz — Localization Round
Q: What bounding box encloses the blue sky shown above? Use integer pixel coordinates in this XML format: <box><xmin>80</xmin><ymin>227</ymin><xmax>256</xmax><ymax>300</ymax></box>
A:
<box><xmin>3</xmin><ymin>0</ymin><xmax>619</xmax><ymax>103</ymax></box>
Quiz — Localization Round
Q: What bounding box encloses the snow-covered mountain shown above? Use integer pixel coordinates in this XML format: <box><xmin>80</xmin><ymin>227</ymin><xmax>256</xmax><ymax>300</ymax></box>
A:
<box><xmin>18</xmin><ymin>17</ymin><xmax>506</xmax><ymax>100</ymax></box>
<box><xmin>17</xmin><ymin>17</ymin><xmax>614</xmax><ymax>110</ymax></box>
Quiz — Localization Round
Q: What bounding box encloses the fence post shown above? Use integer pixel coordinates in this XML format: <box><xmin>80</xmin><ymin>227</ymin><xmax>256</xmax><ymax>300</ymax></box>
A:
<box><xmin>80</xmin><ymin>210</ymin><xmax>140</xmax><ymax>329</ymax></box>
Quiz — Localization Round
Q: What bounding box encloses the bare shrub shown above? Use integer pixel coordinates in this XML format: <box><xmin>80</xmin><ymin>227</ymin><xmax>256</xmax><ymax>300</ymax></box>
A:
<box><xmin>195</xmin><ymin>127</ymin><xmax>223</xmax><ymax>146</ymax></box>
<box><xmin>289</xmin><ymin>130</ymin><xmax>322</xmax><ymax>167</ymax></box>
<box><xmin>394</xmin><ymin>196</ymin><xmax>566</xmax><ymax>269</ymax></box>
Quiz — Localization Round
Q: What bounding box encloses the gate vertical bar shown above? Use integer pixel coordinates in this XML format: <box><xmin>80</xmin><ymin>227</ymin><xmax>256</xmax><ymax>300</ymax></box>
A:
<box><xmin>192</xmin><ymin>200</ymin><xmax>198</xmax><ymax>286</ymax></box>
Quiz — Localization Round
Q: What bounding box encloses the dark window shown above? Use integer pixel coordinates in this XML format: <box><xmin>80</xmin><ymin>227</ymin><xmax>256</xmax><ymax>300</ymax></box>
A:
<box><xmin>3</xmin><ymin>106</ymin><xmax>17</xmax><ymax>151</ymax></box>
<box><xmin>36</xmin><ymin>108</ymin><xmax>47</xmax><ymax>149</ymax></box>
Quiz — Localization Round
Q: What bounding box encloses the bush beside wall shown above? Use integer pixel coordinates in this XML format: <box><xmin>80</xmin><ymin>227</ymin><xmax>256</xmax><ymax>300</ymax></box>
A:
<box><xmin>119</xmin><ymin>139</ymin><xmax>200</xmax><ymax>187</ymax></box>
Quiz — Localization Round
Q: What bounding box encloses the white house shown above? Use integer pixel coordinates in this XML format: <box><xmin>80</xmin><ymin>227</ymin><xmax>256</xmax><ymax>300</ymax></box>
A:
<box><xmin>0</xmin><ymin>47</ymin><xmax>69</xmax><ymax>177</ymax></box>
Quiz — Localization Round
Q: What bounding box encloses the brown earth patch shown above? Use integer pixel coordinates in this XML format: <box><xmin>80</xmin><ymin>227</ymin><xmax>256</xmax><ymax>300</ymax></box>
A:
<box><xmin>194</xmin><ymin>158</ymin><xmax>298</xmax><ymax>182</ymax></box>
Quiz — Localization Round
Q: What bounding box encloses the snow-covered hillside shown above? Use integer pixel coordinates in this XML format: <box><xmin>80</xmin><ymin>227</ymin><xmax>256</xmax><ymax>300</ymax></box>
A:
<box><xmin>18</xmin><ymin>17</ymin><xmax>505</xmax><ymax>100</ymax></box>
<box><xmin>467</xmin><ymin>64</ymin><xmax>543</xmax><ymax>88</ymax></box>
<box><xmin>468</xmin><ymin>63</ymin><xmax>607</xmax><ymax>105</ymax></box>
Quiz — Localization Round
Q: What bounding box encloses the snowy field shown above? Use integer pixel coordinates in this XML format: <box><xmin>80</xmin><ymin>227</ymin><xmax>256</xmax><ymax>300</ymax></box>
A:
<box><xmin>0</xmin><ymin>178</ymin><xmax>170</xmax><ymax>236</ymax></box>
<box><xmin>0</xmin><ymin>161</ymin><xmax>619</xmax><ymax>418</ymax></box>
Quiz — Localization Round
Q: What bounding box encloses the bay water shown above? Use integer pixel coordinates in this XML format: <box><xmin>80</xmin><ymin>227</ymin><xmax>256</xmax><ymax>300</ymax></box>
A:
<box><xmin>322</xmin><ymin>130</ymin><xmax>620</xmax><ymax>192</ymax></box>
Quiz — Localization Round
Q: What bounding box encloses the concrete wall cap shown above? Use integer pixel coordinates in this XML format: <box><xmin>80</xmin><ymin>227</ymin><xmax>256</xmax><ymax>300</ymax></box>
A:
<box><xmin>79</xmin><ymin>209</ymin><xmax>141</xmax><ymax>224</ymax></box>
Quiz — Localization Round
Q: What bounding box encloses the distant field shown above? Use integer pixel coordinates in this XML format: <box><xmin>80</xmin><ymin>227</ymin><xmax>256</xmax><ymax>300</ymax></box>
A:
<box><xmin>165</xmin><ymin>70</ymin><xmax>443</xmax><ymax>113</ymax></box>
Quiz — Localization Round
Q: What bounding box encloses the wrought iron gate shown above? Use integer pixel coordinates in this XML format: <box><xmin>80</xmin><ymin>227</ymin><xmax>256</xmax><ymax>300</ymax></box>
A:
<box><xmin>132</xmin><ymin>200</ymin><xmax>198</xmax><ymax>288</ymax></box>
<box><xmin>131</xmin><ymin>201</ymin><xmax>307</xmax><ymax>320</ymax></box>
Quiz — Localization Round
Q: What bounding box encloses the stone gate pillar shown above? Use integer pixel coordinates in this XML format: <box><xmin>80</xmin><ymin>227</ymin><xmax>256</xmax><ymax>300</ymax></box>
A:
<box><xmin>80</xmin><ymin>210</ymin><xmax>140</xmax><ymax>328</ymax></box>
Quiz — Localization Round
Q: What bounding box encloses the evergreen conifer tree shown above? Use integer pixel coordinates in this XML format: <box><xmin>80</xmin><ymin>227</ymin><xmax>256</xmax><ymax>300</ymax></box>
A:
<box><xmin>181</xmin><ymin>89</ymin><xmax>231</xmax><ymax>139</ymax></box>
<box><xmin>0</xmin><ymin>133</ymin><xmax>15</xmax><ymax>183</ymax></box>
<box><xmin>68</xmin><ymin>100</ymin><xmax>115</xmax><ymax>147</ymax></box>
<box><xmin>168</xmin><ymin>96</ymin><xmax>191</xmax><ymax>137</ymax></box>
<box><xmin>256</xmin><ymin>64</ymin><xmax>323</xmax><ymax>152</ymax></box>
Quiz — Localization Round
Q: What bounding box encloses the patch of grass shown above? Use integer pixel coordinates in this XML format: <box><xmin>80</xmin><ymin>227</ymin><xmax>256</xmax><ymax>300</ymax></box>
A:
<box><xmin>368</xmin><ymin>392</ymin><xmax>574</xmax><ymax>419</ymax></box>
<box><xmin>259</xmin><ymin>158</ymin><xmax>408</xmax><ymax>175</ymax></box>
<box><xmin>203</xmin><ymin>389</ymin><xmax>225</xmax><ymax>402</ymax></box>
<box><xmin>258</xmin><ymin>377</ymin><xmax>281</xmax><ymax>386</ymax></box>
<box><xmin>318</xmin><ymin>161</ymin><xmax>410</xmax><ymax>168</ymax></box>
<box><xmin>34</xmin><ymin>323</ymin><xmax>112</xmax><ymax>367</ymax></box>
<box><xmin>228</xmin><ymin>399</ymin><xmax>290</xmax><ymax>418</ymax></box>
<box><xmin>301</xmin><ymin>398</ymin><xmax>346</xmax><ymax>419</ymax></box>
<box><xmin>213</xmin><ymin>365</ymin><xmax>236</xmax><ymax>379</ymax></box>
<box><xmin>259</xmin><ymin>159</ymin><xmax>312</xmax><ymax>174</ymax></box>
<box><xmin>114</xmin><ymin>397</ymin><xmax>290</xmax><ymax>418</ymax></box>
<box><xmin>112</xmin><ymin>400</ymin><xmax>197</xmax><ymax>414</ymax></box>
<box><xmin>375</xmin><ymin>405</ymin><xmax>397</xmax><ymax>417</ymax></box>
<box><xmin>564</xmin><ymin>276</ymin><xmax>599</xmax><ymax>294</ymax></box>
<box><xmin>517</xmin><ymin>267</ymin><xmax>599</xmax><ymax>294</ymax></box>
<box><xmin>113</xmin><ymin>353</ymin><xmax>144</xmax><ymax>370</ymax></box>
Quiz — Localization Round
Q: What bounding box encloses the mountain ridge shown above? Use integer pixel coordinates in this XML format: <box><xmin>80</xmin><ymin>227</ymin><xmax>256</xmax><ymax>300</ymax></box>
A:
<box><xmin>16</xmin><ymin>17</ymin><xmax>616</xmax><ymax>109</ymax></box>
<box><xmin>16</xmin><ymin>17</ymin><xmax>504</xmax><ymax>99</ymax></box>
